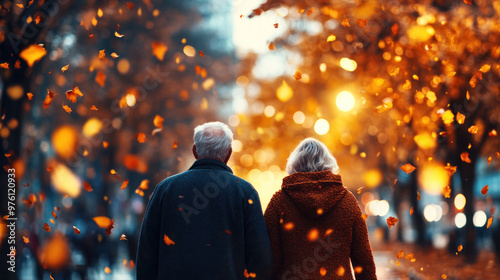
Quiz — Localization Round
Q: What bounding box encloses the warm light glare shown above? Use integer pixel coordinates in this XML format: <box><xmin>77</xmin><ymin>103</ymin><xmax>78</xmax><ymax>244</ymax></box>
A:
<box><xmin>339</xmin><ymin>58</ymin><xmax>357</xmax><ymax>72</ymax></box>
<box><xmin>424</xmin><ymin>204</ymin><xmax>443</xmax><ymax>222</ymax></box>
<box><xmin>362</xmin><ymin>169</ymin><xmax>383</xmax><ymax>188</ymax></box>
<box><xmin>276</xmin><ymin>80</ymin><xmax>293</xmax><ymax>102</ymax></box>
<box><xmin>51</xmin><ymin>162</ymin><xmax>82</xmax><ymax>197</ymax></box>
<box><xmin>314</xmin><ymin>119</ymin><xmax>329</xmax><ymax>135</ymax></box>
<box><xmin>126</xmin><ymin>94</ymin><xmax>136</xmax><ymax>107</ymax></box>
<box><xmin>365</xmin><ymin>200</ymin><xmax>390</xmax><ymax>216</ymax></box>
<box><xmin>293</xmin><ymin>111</ymin><xmax>305</xmax><ymax>124</ymax></box>
<box><xmin>454</xmin><ymin>194</ymin><xmax>466</xmax><ymax>210</ymax></box>
<box><xmin>52</xmin><ymin>126</ymin><xmax>78</xmax><ymax>158</ymax></box>
<box><xmin>418</xmin><ymin>163</ymin><xmax>449</xmax><ymax>195</ymax></box>
<box><xmin>264</xmin><ymin>106</ymin><xmax>275</xmax><ymax>117</ymax></box>
<box><xmin>232</xmin><ymin>140</ymin><xmax>243</xmax><ymax>153</ymax></box>
<box><xmin>336</xmin><ymin>91</ymin><xmax>355</xmax><ymax>112</ymax></box>
<box><xmin>82</xmin><ymin>118</ymin><xmax>103</xmax><ymax>137</ymax></box>
<box><xmin>473</xmin><ymin>211</ymin><xmax>487</xmax><ymax>227</ymax></box>
<box><xmin>454</xmin><ymin>213</ymin><xmax>466</xmax><ymax>228</ymax></box>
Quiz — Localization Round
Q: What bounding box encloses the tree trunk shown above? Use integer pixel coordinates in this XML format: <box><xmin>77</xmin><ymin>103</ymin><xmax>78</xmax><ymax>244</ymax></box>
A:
<box><xmin>458</xmin><ymin>161</ymin><xmax>478</xmax><ymax>263</ymax></box>
<box><xmin>408</xmin><ymin>170</ymin><xmax>426</xmax><ymax>246</ymax></box>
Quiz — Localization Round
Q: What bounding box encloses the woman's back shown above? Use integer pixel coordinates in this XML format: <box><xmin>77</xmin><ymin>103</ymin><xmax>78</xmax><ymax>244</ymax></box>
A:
<box><xmin>264</xmin><ymin>171</ymin><xmax>377</xmax><ymax>280</ymax></box>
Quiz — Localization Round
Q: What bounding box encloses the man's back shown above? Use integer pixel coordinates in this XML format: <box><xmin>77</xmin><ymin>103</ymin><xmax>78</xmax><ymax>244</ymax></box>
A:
<box><xmin>136</xmin><ymin>158</ymin><xmax>273</xmax><ymax>280</ymax></box>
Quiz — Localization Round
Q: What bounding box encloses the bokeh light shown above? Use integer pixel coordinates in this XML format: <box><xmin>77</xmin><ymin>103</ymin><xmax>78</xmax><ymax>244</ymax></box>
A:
<box><xmin>418</xmin><ymin>163</ymin><xmax>449</xmax><ymax>195</ymax></box>
<box><xmin>293</xmin><ymin>111</ymin><xmax>305</xmax><ymax>124</ymax></box>
<box><xmin>336</xmin><ymin>91</ymin><xmax>355</xmax><ymax>112</ymax></box>
<box><xmin>52</xmin><ymin>125</ymin><xmax>78</xmax><ymax>158</ymax></box>
<box><xmin>454</xmin><ymin>213</ymin><xmax>467</xmax><ymax>228</ymax></box>
<box><xmin>314</xmin><ymin>118</ymin><xmax>330</xmax><ymax>135</ymax></box>
<box><xmin>454</xmin><ymin>194</ymin><xmax>466</xmax><ymax>210</ymax></box>
<box><xmin>339</xmin><ymin>58</ymin><xmax>357</xmax><ymax>72</ymax></box>
<box><xmin>424</xmin><ymin>204</ymin><xmax>443</xmax><ymax>222</ymax></box>
<box><xmin>473</xmin><ymin>211</ymin><xmax>487</xmax><ymax>227</ymax></box>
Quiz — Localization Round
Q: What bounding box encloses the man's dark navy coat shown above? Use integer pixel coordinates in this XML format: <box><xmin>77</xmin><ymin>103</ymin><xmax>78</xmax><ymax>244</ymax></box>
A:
<box><xmin>136</xmin><ymin>159</ymin><xmax>273</xmax><ymax>279</ymax></box>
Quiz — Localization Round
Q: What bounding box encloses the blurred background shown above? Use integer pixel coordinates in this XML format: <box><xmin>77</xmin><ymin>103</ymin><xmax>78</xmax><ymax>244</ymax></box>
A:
<box><xmin>1</xmin><ymin>0</ymin><xmax>500</xmax><ymax>279</ymax></box>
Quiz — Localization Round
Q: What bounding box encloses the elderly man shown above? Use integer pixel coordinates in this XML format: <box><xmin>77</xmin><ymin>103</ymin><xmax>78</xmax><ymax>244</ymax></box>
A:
<box><xmin>136</xmin><ymin>122</ymin><xmax>273</xmax><ymax>280</ymax></box>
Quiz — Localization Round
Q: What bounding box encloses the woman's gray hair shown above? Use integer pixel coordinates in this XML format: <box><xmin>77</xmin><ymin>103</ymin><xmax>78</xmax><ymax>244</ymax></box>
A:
<box><xmin>193</xmin><ymin>122</ymin><xmax>233</xmax><ymax>161</ymax></box>
<box><xmin>286</xmin><ymin>138</ymin><xmax>340</xmax><ymax>174</ymax></box>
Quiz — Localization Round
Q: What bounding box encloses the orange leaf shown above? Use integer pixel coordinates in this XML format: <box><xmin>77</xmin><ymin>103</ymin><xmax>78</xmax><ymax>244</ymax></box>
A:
<box><xmin>387</xmin><ymin>216</ymin><xmax>398</xmax><ymax>229</ymax></box>
<box><xmin>27</xmin><ymin>92</ymin><xmax>33</xmax><ymax>100</ymax></box>
<box><xmin>443</xmin><ymin>186</ymin><xmax>451</xmax><ymax>198</ymax></box>
<box><xmin>457</xmin><ymin>244</ymin><xmax>463</xmax><ymax>252</ymax></box>
<box><xmin>43</xmin><ymin>89</ymin><xmax>55</xmax><ymax>109</ymax></box>
<box><xmin>121</xmin><ymin>179</ymin><xmax>129</xmax><ymax>189</ymax></box>
<box><xmin>341</xmin><ymin>18</ymin><xmax>350</xmax><ymax>27</ymax></box>
<box><xmin>487</xmin><ymin>217</ymin><xmax>493</xmax><ymax>229</ymax></box>
<box><xmin>115</xmin><ymin>31</ymin><xmax>124</xmax><ymax>38</ymax></box>
<box><xmin>468</xmin><ymin>125</ymin><xmax>479</xmax><ymax>134</ymax></box>
<box><xmin>23</xmin><ymin>236</ymin><xmax>30</xmax><ymax>244</ymax></box>
<box><xmin>93</xmin><ymin>216</ymin><xmax>112</xmax><ymax>228</ymax></box>
<box><xmin>460</xmin><ymin>152</ymin><xmax>472</xmax><ymax>163</ymax></box>
<box><xmin>390</xmin><ymin>67</ymin><xmax>400</xmax><ymax>77</ymax></box>
<box><xmin>111</xmin><ymin>52</ymin><xmax>119</xmax><ymax>58</ymax></box>
<box><xmin>268</xmin><ymin>42</ymin><xmax>275</xmax><ymax>50</ymax></box>
<box><xmin>293</xmin><ymin>71</ymin><xmax>302</xmax><ymax>81</ymax></box>
<box><xmin>152</xmin><ymin>42</ymin><xmax>168</xmax><ymax>61</ymax></box>
<box><xmin>306</xmin><ymin>8</ymin><xmax>313</xmax><ymax>16</ymax></box>
<box><xmin>98</xmin><ymin>49</ymin><xmax>106</xmax><ymax>60</ymax></box>
<box><xmin>90</xmin><ymin>105</ymin><xmax>98</xmax><ymax>111</ymax></box>
<box><xmin>164</xmin><ymin>235</ymin><xmax>175</xmax><ymax>245</ymax></box>
<box><xmin>356</xmin><ymin>19</ymin><xmax>367</xmax><ymax>27</ymax></box>
<box><xmin>106</xmin><ymin>220</ymin><xmax>115</xmax><ymax>236</ymax></box>
<box><xmin>464</xmin><ymin>0</ymin><xmax>472</xmax><ymax>4</ymax></box>
<box><xmin>456</xmin><ymin>112</ymin><xmax>465</xmax><ymax>124</ymax></box>
<box><xmin>50</xmin><ymin>273</ymin><xmax>54</xmax><ymax>280</ymax></box>
<box><xmin>153</xmin><ymin>115</ymin><xmax>164</xmax><ymax>128</ymax></box>
<box><xmin>42</xmin><ymin>223</ymin><xmax>51</xmax><ymax>232</ymax></box>
<box><xmin>20</xmin><ymin>44</ymin><xmax>47</xmax><ymax>67</ymax></box>
<box><xmin>61</xmin><ymin>64</ymin><xmax>69</xmax><ymax>72</ymax></box>
<box><xmin>123</xmin><ymin>154</ymin><xmax>148</xmax><ymax>173</ymax></box>
<box><xmin>469</xmin><ymin>75</ymin><xmax>477</xmax><ymax>88</ymax></box>
<box><xmin>138</xmin><ymin>179</ymin><xmax>149</xmax><ymax>190</ymax></box>
<box><xmin>400</xmin><ymin>163</ymin><xmax>416</xmax><ymax>174</ymax></box>
<box><xmin>120</xmin><ymin>233</ymin><xmax>127</xmax><ymax>240</ymax></box>
<box><xmin>172</xmin><ymin>141</ymin><xmax>178</xmax><ymax>149</ymax></box>
<box><xmin>0</xmin><ymin>62</ymin><xmax>9</xmax><ymax>69</ymax></box>
<box><xmin>84</xmin><ymin>182</ymin><xmax>93</xmax><ymax>192</ymax></box>
<box><xmin>137</xmin><ymin>132</ymin><xmax>146</xmax><ymax>143</ymax></box>
<box><xmin>481</xmin><ymin>185</ymin><xmax>489</xmax><ymax>195</ymax></box>
<box><xmin>62</xmin><ymin>105</ymin><xmax>72</xmax><ymax>113</ymax></box>
<box><xmin>397</xmin><ymin>250</ymin><xmax>404</xmax><ymax>258</ymax></box>
<box><xmin>95</xmin><ymin>71</ymin><xmax>106</xmax><ymax>87</ymax></box>
<box><xmin>444</xmin><ymin>165</ymin><xmax>457</xmax><ymax>177</ymax></box>
<box><xmin>51</xmin><ymin>211</ymin><xmax>57</xmax><ymax>219</ymax></box>
<box><xmin>198</xmin><ymin>50</ymin><xmax>205</xmax><ymax>57</ymax></box>
<box><xmin>417</xmin><ymin>191</ymin><xmax>421</xmax><ymax>200</ymax></box>
<box><xmin>73</xmin><ymin>226</ymin><xmax>81</xmax><ymax>234</ymax></box>
<box><xmin>479</xmin><ymin>64</ymin><xmax>491</xmax><ymax>73</ymax></box>
<box><xmin>410</xmin><ymin>207</ymin><xmax>414</xmax><ymax>216</ymax></box>
<box><xmin>320</xmin><ymin>267</ymin><xmax>327</xmax><ymax>276</ymax></box>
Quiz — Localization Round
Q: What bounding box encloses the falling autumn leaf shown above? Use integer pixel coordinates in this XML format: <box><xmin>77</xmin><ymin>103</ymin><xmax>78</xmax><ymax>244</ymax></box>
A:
<box><xmin>293</xmin><ymin>71</ymin><xmax>302</xmax><ymax>81</ymax></box>
<box><xmin>90</xmin><ymin>105</ymin><xmax>98</xmax><ymax>111</ymax></box>
<box><xmin>83</xmin><ymin>182</ymin><xmax>92</xmax><ymax>192</ymax></box>
<box><xmin>121</xmin><ymin>179</ymin><xmax>129</xmax><ymax>189</ymax></box>
<box><xmin>98</xmin><ymin>49</ymin><xmax>106</xmax><ymax>60</ymax></box>
<box><xmin>23</xmin><ymin>236</ymin><xmax>30</xmax><ymax>244</ymax></box>
<box><xmin>341</xmin><ymin>18</ymin><xmax>350</xmax><ymax>27</ymax></box>
<box><xmin>62</xmin><ymin>105</ymin><xmax>72</xmax><ymax>113</ymax></box>
<box><xmin>389</xmin><ymin>67</ymin><xmax>400</xmax><ymax>77</ymax></box>
<box><xmin>0</xmin><ymin>62</ymin><xmax>9</xmax><ymax>69</ymax></box>
<box><xmin>356</xmin><ymin>19</ymin><xmax>367</xmax><ymax>27</ymax></box>
<box><xmin>410</xmin><ymin>207</ymin><xmax>414</xmax><ymax>216</ymax></box>
<box><xmin>481</xmin><ymin>185</ymin><xmax>489</xmax><ymax>195</ymax></box>
<box><xmin>27</xmin><ymin>92</ymin><xmax>33</xmax><ymax>100</ymax></box>
<box><xmin>320</xmin><ymin>267</ymin><xmax>327</xmax><ymax>276</ymax></box>
<box><xmin>199</xmin><ymin>50</ymin><xmax>205</xmax><ymax>57</ymax></box>
<box><xmin>417</xmin><ymin>191</ymin><xmax>421</xmax><ymax>200</ymax></box>
<box><xmin>43</xmin><ymin>89</ymin><xmax>55</xmax><ymax>109</ymax></box>
<box><xmin>95</xmin><ymin>71</ymin><xmax>106</xmax><ymax>87</ymax></box>
<box><xmin>111</xmin><ymin>52</ymin><xmax>119</xmax><ymax>58</ymax></box>
<box><xmin>468</xmin><ymin>125</ymin><xmax>478</xmax><ymax>134</ymax></box>
<box><xmin>326</xmin><ymin>34</ymin><xmax>336</xmax><ymax>42</ymax></box>
<box><xmin>387</xmin><ymin>216</ymin><xmax>398</xmax><ymax>229</ymax></box>
<box><xmin>443</xmin><ymin>185</ymin><xmax>451</xmax><ymax>198</ymax></box>
<box><xmin>460</xmin><ymin>152</ymin><xmax>472</xmax><ymax>163</ymax></box>
<box><xmin>172</xmin><ymin>141</ymin><xmax>178</xmax><ymax>149</ymax></box>
<box><xmin>469</xmin><ymin>75</ymin><xmax>477</xmax><ymax>88</ymax></box>
<box><xmin>164</xmin><ymin>235</ymin><xmax>175</xmax><ymax>245</ymax></box>
<box><xmin>43</xmin><ymin>223</ymin><xmax>51</xmax><ymax>232</ymax></box>
<box><xmin>73</xmin><ymin>226</ymin><xmax>81</xmax><ymax>234</ymax></box>
<box><xmin>120</xmin><ymin>234</ymin><xmax>127</xmax><ymax>240</ymax></box>
<box><xmin>456</xmin><ymin>112</ymin><xmax>465</xmax><ymax>124</ymax></box>
<box><xmin>152</xmin><ymin>42</ymin><xmax>168</xmax><ymax>61</ymax></box>
<box><xmin>268</xmin><ymin>42</ymin><xmax>275</xmax><ymax>50</ymax></box>
<box><xmin>20</xmin><ymin>44</ymin><xmax>47</xmax><ymax>67</ymax></box>
<box><xmin>400</xmin><ymin>163</ymin><xmax>416</xmax><ymax>174</ymax></box>
<box><xmin>114</xmin><ymin>31</ymin><xmax>124</xmax><ymax>38</ymax></box>
<box><xmin>153</xmin><ymin>115</ymin><xmax>164</xmax><ymax>128</ymax></box>
<box><xmin>137</xmin><ymin>132</ymin><xmax>146</xmax><ymax>143</ymax></box>
<box><xmin>93</xmin><ymin>216</ymin><xmax>113</xmax><ymax>228</ymax></box>
<box><xmin>458</xmin><ymin>244</ymin><xmax>463</xmax><ymax>252</ymax></box>
<box><xmin>479</xmin><ymin>64</ymin><xmax>491</xmax><ymax>73</ymax></box>
<box><xmin>50</xmin><ymin>273</ymin><xmax>54</xmax><ymax>280</ymax></box>
<box><xmin>464</xmin><ymin>0</ymin><xmax>472</xmax><ymax>4</ymax></box>
<box><xmin>61</xmin><ymin>65</ymin><xmax>69</xmax><ymax>72</ymax></box>
<box><xmin>106</xmin><ymin>219</ymin><xmax>115</xmax><ymax>236</ymax></box>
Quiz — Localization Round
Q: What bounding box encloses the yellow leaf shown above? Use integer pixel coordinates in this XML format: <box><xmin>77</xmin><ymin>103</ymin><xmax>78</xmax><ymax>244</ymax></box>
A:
<box><xmin>115</xmin><ymin>31</ymin><xmax>124</xmax><ymax>38</ymax></box>
<box><xmin>20</xmin><ymin>44</ymin><xmax>47</xmax><ymax>67</ymax></box>
<box><xmin>326</xmin><ymin>35</ymin><xmax>336</xmax><ymax>42</ymax></box>
<box><xmin>456</xmin><ymin>112</ymin><xmax>465</xmax><ymax>124</ymax></box>
<box><xmin>62</xmin><ymin>105</ymin><xmax>72</xmax><ymax>113</ymax></box>
<box><xmin>389</xmin><ymin>67</ymin><xmax>400</xmax><ymax>77</ymax></box>
<box><xmin>479</xmin><ymin>64</ymin><xmax>491</xmax><ymax>73</ymax></box>
<box><xmin>468</xmin><ymin>125</ymin><xmax>478</xmax><ymax>134</ymax></box>
<box><xmin>98</xmin><ymin>49</ymin><xmax>105</xmax><ymax>60</ymax></box>
<box><xmin>441</xmin><ymin>110</ymin><xmax>454</xmax><ymax>125</ymax></box>
<box><xmin>61</xmin><ymin>64</ymin><xmax>69</xmax><ymax>72</ymax></box>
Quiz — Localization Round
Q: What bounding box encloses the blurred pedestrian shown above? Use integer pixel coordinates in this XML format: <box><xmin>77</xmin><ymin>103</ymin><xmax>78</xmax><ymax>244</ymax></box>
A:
<box><xmin>264</xmin><ymin>138</ymin><xmax>377</xmax><ymax>279</ymax></box>
<box><xmin>136</xmin><ymin>122</ymin><xmax>273</xmax><ymax>279</ymax></box>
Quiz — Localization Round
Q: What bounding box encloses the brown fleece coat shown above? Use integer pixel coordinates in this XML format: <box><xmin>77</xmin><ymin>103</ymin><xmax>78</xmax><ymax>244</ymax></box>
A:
<box><xmin>264</xmin><ymin>171</ymin><xmax>377</xmax><ymax>280</ymax></box>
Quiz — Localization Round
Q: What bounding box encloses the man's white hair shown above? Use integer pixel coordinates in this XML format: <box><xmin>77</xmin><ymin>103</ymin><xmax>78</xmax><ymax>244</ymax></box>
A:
<box><xmin>193</xmin><ymin>122</ymin><xmax>233</xmax><ymax>161</ymax></box>
<box><xmin>286</xmin><ymin>138</ymin><xmax>340</xmax><ymax>174</ymax></box>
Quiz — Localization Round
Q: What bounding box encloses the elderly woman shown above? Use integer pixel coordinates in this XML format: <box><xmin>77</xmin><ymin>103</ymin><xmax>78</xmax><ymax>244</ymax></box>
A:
<box><xmin>264</xmin><ymin>138</ymin><xmax>377</xmax><ymax>279</ymax></box>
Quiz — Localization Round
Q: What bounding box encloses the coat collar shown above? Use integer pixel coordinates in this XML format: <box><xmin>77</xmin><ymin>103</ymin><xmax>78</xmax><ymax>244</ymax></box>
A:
<box><xmin>282</xmin><ymin>170</ymin><xmax>342</xmax><ymax>187</ymax></box>
<box><xmin>189</xmin><ymin>158</ymin><xmax>233</xmax><ymax>174</ymax></box>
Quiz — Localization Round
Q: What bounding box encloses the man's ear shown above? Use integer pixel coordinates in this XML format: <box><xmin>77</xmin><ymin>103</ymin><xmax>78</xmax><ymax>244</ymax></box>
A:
<box><xmin>224</xmin><ymin>147</ymin><xmax>232</xmax><ymax>164</ymax></box>
<box><xmin>192</xmin><ymin>144</ymin><xmax>199</xmax><ymax>159</ymax></box>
